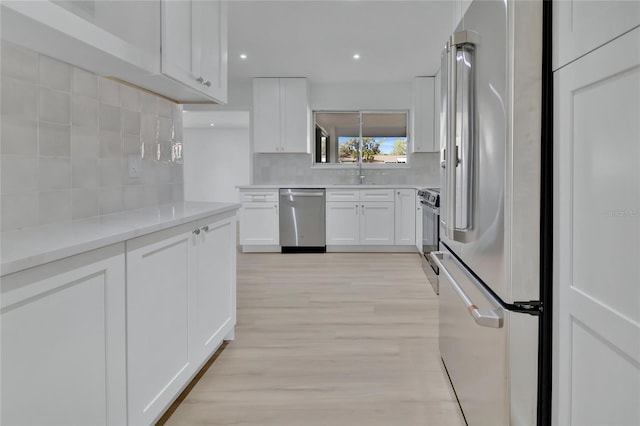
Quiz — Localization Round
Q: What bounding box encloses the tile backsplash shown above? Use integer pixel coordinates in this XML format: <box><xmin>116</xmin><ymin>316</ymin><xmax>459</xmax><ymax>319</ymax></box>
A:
<box><xmin>1</xmin><ymin>41</ymin><xmax>184</xmax><ymax>232</ymax></box>
<box><xmin>253</xmin><ymin>152</ymin><xmax>441</xmax><ymax>186</ymax></box>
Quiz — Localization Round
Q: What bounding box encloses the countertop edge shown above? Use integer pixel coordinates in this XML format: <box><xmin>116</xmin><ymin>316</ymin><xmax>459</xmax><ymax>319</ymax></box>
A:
<box><xmin>1</xmin><ymin>202</ymin><xmax>241</xmax><ymax>277</ymax></box>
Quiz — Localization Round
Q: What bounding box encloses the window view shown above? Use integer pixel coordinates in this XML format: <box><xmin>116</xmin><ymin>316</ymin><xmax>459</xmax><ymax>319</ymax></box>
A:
<box><xmin>314</xmin><ymin>111</ymin><xmax>408</xmax><ymax>165</ymax></box>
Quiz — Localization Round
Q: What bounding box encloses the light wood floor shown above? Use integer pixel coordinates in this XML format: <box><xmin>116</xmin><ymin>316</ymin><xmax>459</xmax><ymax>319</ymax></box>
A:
<box><xmin>164</xmin><ymin>252</ymin><xmax>466</xmax><ymax>426</ymax></box>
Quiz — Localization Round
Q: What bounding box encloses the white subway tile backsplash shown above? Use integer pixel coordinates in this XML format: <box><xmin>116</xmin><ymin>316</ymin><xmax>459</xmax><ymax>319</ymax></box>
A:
<box><xmin>72</xmin><ymin>67</ymin><xmax>98</xmax><ymax>98</ymax></box>
<box><xmin>123</xmin><ymin>185</ymin><xmax>142</xmax><ymax>211</ymax></box>
<box><xmin>120</xmin><ymin>85</ymin><xmax>141</xmax><ymax>112</ymax></box>
<box><xmin>1</xmin><ymin>41</ymin><xmax>38</xmax><ymax>83</ymax></box>
<box><xmin>99</xmin><ymin>187</ymin><xmax>123</xmax><ymax>214</ymax></box>
<box><xmin>39</xmin><ymin>190</ymin><xmax>72</xmax><ymax>225</ymax></box>
<box><xmin>39</xmin><ymin>55</ymin><xmax>71</xmax><ymax>92</ymax></box>
<box><xmin>98</xmin><ymin>103</ymin><xmax>121</xmax><ymax>132</ymax></box>
<box><xmin>71</xmin><ymin>188</ymin><xmax>99</xmax><ymax>219</ymax></box>
<box><xmin>1</xmin><ymin>43</ymin><xmax>183</xmax><ymax>231</ymax></box>
<box><xmin>122</xmin><ymin>109</ymin><xmax>141</xmax><ymax>135</ymax></box>
<box><xmin>1</xmin><ymin>118</ymin><xmax>38</xmax><ymax>156</ymax></box>
<box><xmin>72</xmin><ymin>94</ymin><xmax>98</xmax><ymax>128</ymax></box>
<box><xmin>1</xmin><ymin>77</ymin><xmax>38</xmax><ymax>121</ymax></box>
<box><xmin>39</xmin><ymin>157</ymin><xmax>71</xmax><ymax>191</ymax></box>
<box><xmin>39</xmin><ymin>88</ymin><xmax>71</xmax><ymax>125</ymax></box>
<box><xmin>99</xmin><ymin>130</ymin><xmax>122</xmax><ymax>159</ymax></box>
<box><xmin>1</xmin><ymin>192</ymin><xmax>39</xmax><ymax>231</ymax></box>
<box><xmin>71</xmin><ymin>126</ymin><xmax>99</xmax><ymax>158</ymax></box>
<box><xmin>72</xmin><ymin>157</ymin><xmax>99</xmax><ymax>189</ymax></box>
<box><xmin>39</xmin><ymin>123</ymin><xmax>71</xmax><ymax>157</ymax></box>
<box><xmin>98</xmin><ymin>77</ymin><xmax>121</xmax><ymax>106</ymax></box>
<box><xmin>100</xmin><ymin>159</ymin><xmax>123</xmax><ymax>187</ymax></box>
<box><xmin>1</xmin><ymin>155</ymin><xmax>38</xmax><ymax>193</ymax></box>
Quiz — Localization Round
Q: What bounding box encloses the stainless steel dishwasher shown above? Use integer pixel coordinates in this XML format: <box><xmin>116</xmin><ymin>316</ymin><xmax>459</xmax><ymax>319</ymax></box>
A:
<box><xmin>279</xmin><ymin>188</ymin><xmax>326</xmax><ymax>252</ymax></box>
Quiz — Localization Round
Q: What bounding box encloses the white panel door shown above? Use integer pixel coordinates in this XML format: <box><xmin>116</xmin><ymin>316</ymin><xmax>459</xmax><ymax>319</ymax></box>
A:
<box><xmin>553</xmin><ymin>0</ymin><xmax>640</xmax><ymax>71</ymax></box>
<box><xmin>326</xmin><ymin>202</ymin><xmax>359</xmax><ymax>245</ymax></box>
<box><xmin>1</xmin><ymin>244</ymin><xmax>126</xmax><ymax>426</ymax></box>
<box><xmin>239</xmin><ymin>203</ymin><xmax>279</xmax><ymax>245</ymax></box>
<box><xmin>411</xmin><ymin>77</ymin><xmax>436</xmax><ymax>153</ymax></box>
<box><xmin>126</xmin><ymin>224</ymin><xmax>194</xmax><ymax>426</ymax></box>
<box><xmin>395</xmin><ymin>189</ymin><xmax>416</xmax><ymax>245</ymax></box>
<box><xmin>190</xmin><ymin>215</ymin><xmax>236</xmax><ymax>366</ymax></box>
<box><xmin>193</xmin><ymin>0</ymin><xmax>227</xmax><ymax>103</ymax></box>
<box><xmin>161</xmin><ymin>0</ymin><xmax>197</xmax><ymax>88</ymax></box>
<box><xmin>554</xmin><ymin>28</ymin><xmax>640</xmax><ymax>426</ymax></box>
<box><xmin>253</xmin><ymin>78</ymin><xmax>281</xmax><ymax>153</ymax></box>
<box><xmin>360</xmin><ymin>202</ymin><xmax>394</xmax><ymax>245</ymax></box>
<box><xmin>280</xmin><ymin>78</ymin><xmax>309</xmax><ymax>153</ymax></box>
<box><xmin>415</xmin><ymin>193</ymin><xmax>423</xmax><ymax>253</ymax></box>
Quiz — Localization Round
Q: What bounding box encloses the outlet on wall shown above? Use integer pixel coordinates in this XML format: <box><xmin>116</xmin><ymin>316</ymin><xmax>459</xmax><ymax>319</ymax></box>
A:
<box><xmin>128</xmin><ymin>154</ymin><xmax>142</xmax><ymax>178</ymax></box>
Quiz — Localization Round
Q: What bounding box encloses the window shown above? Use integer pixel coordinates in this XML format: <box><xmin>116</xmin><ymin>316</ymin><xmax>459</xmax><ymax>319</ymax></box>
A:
<box><xmin>314</xmin><ymin>111</ymin><xmax>408</xmax><ymax>166</ymax></box>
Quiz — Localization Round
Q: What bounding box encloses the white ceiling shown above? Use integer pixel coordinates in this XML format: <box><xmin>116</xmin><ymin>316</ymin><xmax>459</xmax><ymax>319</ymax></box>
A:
<box><xmin>227</xmin><ymin>0</ymin><xmax>455</xmax><ymax>85</ymax></box>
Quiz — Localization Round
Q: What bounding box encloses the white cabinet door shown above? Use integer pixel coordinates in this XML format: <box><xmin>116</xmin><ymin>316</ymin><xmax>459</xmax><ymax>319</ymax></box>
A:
<box><xmin>360</xmin><ymin>202</ymin><xmax>394</xmax><ymax>245</ymax></box>
<box><xmin>553</xmin><ymin>0</ymin><xmax>640</xmax><ymax>71</ymax></box>
<box><xmin>253</xmin><ymin>78</ymin><xmax>282</xmax><ymax>153</ymax></box>
<box><xmin>190</xmin><ymin>214</ymin><xmax>236</xmax><ymax>367</ymax></box>
<box><xmin>395</xmin><ymin>189</ymin><xmax>416</xmax><ymax>245</ymax></box>
<box><xmin>411</xmin><ymin>77</ymin><xmax>436</xmax><ymax>153</ymax></box>
<box><xmin>280</xmin><ymin>78</ymin><xmax>309</xmax><ymax>153</ymax></box>
<box><xmin>1</xmin><ymin>244</ymin><xmax>126</xmax><ymax>426</ymax></box>
<box><xmin>326</xmin><ymin>202</ymin><xmax>359</xmax><ymax>245</ymax></box>
<box><xmin>253</xmin><ymin>78</ymin><xmax>309</xmax><ymax>153</ymax></box>
<box><xmin>161</xmin><ymin>0</ymin><xmax>227</xmax><ymax>103</ymax></box>
<box><xmin>554</xmin><ymin>27</ymin><xmax>640</xmax><ymax>426</ymax></box>
<box><xmin>239</xmin><ymin>203</ymin><xmax>279</xmax><ymax>245</ymax></box>
<box><xmin>126</xmin><ymin>223</ymin><xmax>194</xmax><ymax>426</ymax></box>
<box><xmin>415</xmin><ymin>192</ymin><xmax>423</xmax><ymax>253</ymax></box>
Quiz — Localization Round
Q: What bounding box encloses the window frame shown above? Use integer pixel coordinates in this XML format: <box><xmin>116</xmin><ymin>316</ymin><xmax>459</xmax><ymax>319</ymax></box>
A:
<box><xmin>312</xmin><ymin>110</ymin><xmax>411</xmax><ymax>169</ymax></box>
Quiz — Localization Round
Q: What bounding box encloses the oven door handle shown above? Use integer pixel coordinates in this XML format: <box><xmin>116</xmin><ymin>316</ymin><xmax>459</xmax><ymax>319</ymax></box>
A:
<box><xmin>430</xmin><ymin>251</ymin><xmax>504</xmax><ymax>328</ymax></box>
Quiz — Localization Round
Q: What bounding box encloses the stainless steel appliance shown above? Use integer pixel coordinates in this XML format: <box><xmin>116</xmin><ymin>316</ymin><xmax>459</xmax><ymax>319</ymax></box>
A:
<box><xmin>418</xmin><ymin>188</ymin><xmax>440</xmax><ymax>294</ymax></box>
<box><xmin>279</xmin><ymin>188</ymin><xmax>326</xmax><ymax>252</ymax></box>
<box><xmin>431</xmin><ymin>1</ymin><xmax>550</xmax><ymax>425</ymax></box>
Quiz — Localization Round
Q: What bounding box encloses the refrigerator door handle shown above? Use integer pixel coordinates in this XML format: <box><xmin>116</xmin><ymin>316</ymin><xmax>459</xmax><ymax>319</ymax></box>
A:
<box><xmin>431</xmin><ymin>251</ymin><xmax>504</xmax><ymax>328</ymax></box>
<box><xmin>444</xmin><ymin>39</ymin><xmax>458</xmax><ymax>239</ymax></box>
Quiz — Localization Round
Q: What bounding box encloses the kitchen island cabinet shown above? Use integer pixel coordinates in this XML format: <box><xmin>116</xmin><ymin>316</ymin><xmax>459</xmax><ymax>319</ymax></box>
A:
<box><xmin>1</xmin><ymin>244</ymin><xmax>127</xmax><ymax>426</ymax></box>
<box><xmin>0</xmin><ymin>202</ymin><xmax>239</xmax><ymax>425</ymax></box>
<box><xmin>127</xmin><ymin>211</ymin><xmax>236</xmax><ymax>425</ymax></box>
<box><xmin>239</xmin><ymin>189</ymin><xmax>280</xmax><ymax>251</ymax></box>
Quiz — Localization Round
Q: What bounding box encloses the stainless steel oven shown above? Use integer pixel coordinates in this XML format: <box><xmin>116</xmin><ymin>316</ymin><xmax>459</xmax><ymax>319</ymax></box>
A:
<box><xmin>418</xmin><ymin>188</ymin><xmax>440</xmax><ymax>294</ymax></box>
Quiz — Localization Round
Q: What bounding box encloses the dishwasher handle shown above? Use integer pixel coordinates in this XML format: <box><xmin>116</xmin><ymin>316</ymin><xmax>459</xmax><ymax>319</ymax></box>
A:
<box><xmin>281</xmin><ymin>191</ymin><xmax>325</xmax><ymax>197</ymax></box>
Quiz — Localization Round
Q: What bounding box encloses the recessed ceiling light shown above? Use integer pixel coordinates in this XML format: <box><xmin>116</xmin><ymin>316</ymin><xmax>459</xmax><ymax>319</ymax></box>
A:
<box><xmin>210</xmin><ymin>123</ymin><xmax>215</xmax><ymax>127</ymax></box>
<box><xmin>239</xmin><ymin>54</ymin><xmax>247</xmax><ymax>60</ymax></box>
<box><xmin>353</xmin><ymin>53</ymin><xmax>360</xmax><ymax>60</ymax></box>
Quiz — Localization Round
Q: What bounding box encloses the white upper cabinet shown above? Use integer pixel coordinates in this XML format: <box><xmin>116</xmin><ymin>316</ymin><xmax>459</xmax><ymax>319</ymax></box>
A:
<box><xmin>161</xmin><ymin>0</ymin><xmax>227</xmax><ymax>103</ymax></box>
<box><xmin>253</xmin><ymin>78</ymin><xmax>310</xmax><ymax>154</ymax></box>
<box><xmin>411</xmin><ymin>76</ymin><xmax>437</xmax><ymax>153</ymax></box>
<box><xmin>0</xmin><ymin>0</ymin><xmax>228</xmax><ymax>103</ymax></box>
<box><xmin>553</xmin><ymin>0</ymin><xmax>640</xmax><ymax>71</ymax></box>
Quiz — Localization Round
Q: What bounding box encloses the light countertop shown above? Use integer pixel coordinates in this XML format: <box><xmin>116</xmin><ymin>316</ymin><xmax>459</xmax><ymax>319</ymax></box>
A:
<box><xmin>1</xmin><ymin>202</ymin><xmax>240</xmax><ymax>276</ymax></box>
<box><xmin>238</xmin><ymin>184</ymin><xmax>430</xmax><ymax>190</ymax></box>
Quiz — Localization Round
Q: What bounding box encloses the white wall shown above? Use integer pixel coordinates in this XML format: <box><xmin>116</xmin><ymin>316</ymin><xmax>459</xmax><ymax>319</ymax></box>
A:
<box><xmin>183</xmin><ymin>127</ymin><xmax>250</xmax><ymax>203</ymax></box>
<box><xmin>310</xmin><ymin>82</ymin><xmax>412</xmax><ymax>110</ymax></box>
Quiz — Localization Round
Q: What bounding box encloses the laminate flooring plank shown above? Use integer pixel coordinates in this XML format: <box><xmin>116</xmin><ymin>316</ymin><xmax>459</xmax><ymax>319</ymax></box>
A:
<box><xmin>163</xmin><ymin>252</ymin><xmax>465</xmax><ymax>426</ymax></box>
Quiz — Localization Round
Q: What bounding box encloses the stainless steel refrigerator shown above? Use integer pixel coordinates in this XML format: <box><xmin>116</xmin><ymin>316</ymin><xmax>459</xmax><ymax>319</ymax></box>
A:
<box><xmin>431</xmin><ymin>1</ymin><xmax>552</xmax><ymax>425</ymax></box>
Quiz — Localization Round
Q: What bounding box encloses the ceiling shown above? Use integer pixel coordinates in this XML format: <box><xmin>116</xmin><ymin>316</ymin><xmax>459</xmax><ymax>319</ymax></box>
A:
<box><xmin>227</xmin><ymin>0</ymin><xmax>454</xmax><ymax>86</ymax></box>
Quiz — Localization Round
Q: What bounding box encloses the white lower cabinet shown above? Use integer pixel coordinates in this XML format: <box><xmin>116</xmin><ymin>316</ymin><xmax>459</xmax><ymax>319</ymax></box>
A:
<box><xmin>394</xmin><ymin>189</ymin><xmax>416</xmax><ymax>245</ymax></box>
<box><xmin>326</xmin><ymin>189</ymin><xmax>395</xmax><ymax>246</ymax></box>
<box><xmin>127</xmin><ymin>212</ymin><xmax>236</xmax><ymax>425</ymax></box>
<box><xmin>239</xmin><ymin>190</ymin><xmax>279</xmax><ymax>248</ymax></box>
<box><xmin>415</xmin><ymin>192</ymin><xmax>423</xmax><ymax>253</ymax></box>
<box><xmin>1</xmin><ymin>244</ymin><xmax>127</xmax><ymax>426</ymax></box>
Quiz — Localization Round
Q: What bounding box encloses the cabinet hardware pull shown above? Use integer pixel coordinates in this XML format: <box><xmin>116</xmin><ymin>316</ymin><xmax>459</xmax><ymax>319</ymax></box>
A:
<box><xmin>196</xmin><ymin>76</ymin><xmax>204</xmax><ymax>84</ymax></box>
<box><xmin>203</xmin><ymin>80</ymin><xmax>212</xmax><ymax>87</ymax></box>
<box><xmin>201</xmin><ymin>225</ymin><xmax>209</xmax><ymax>232</ymax></box>
<box><xmin>193</xmin><ymin>228</ymin><xmax>201</xmax><ymax>235</ymax></box>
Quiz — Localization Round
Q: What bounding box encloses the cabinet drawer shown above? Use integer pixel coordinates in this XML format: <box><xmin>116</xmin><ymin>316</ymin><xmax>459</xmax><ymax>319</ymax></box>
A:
<box><xmin>240</xmin><ymin>191</ymin><xmax>278</xmax><ymax>203</ymax></box>
<box><xmin>360</xmin><ymin>189</ymin><xmax>394</xmax><ymax>202</ymax></box>
<box><xmin>326</xmin><ymin>189</ymin><xmax>359</xmax><ymax>202</ymax></box>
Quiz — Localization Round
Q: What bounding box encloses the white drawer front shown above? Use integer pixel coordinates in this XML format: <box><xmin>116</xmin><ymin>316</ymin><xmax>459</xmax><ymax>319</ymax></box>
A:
<box><xmin>240</xmin><ymin>191</ymin><xmax>278</xmax><ymax>203</ymax></box>
<box><xmin>326</xmin><ymin>189</ymin><xmax>359</xmax><ymax>202</ymax></box>
<box><xmin>360</xmin><ymin>189</ymin><xmax>394</xmax><ymax>202</ymax></box>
